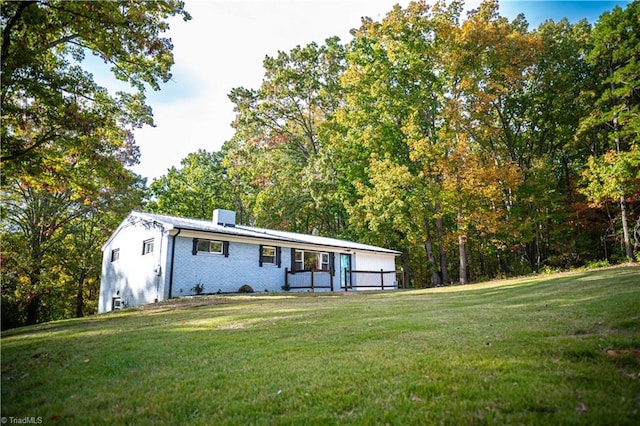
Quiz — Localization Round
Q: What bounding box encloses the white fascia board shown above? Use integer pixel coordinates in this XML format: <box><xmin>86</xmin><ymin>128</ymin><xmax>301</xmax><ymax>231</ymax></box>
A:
<box><xmin>101</xmin><ymin>212</ymin><xmax>177</xmax><ymax>252</ymax></box>
<box><xmin>176</xmin><ymin>229</ymin><xmax>398</xmax><ymax>255</ymax></box>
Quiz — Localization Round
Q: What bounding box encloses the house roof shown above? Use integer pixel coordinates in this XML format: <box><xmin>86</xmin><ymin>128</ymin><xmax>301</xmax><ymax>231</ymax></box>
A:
<box><xmin>130</xmin><ymin>211</ymin><xmax>401</xmax><ymax>255</ymax></box>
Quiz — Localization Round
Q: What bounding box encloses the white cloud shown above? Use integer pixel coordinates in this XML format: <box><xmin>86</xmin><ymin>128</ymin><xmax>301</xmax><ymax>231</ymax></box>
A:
<box><xmin>131</xmin><ymin>0</ymin><xmax>415</xmax><ymax>180</ymax></box>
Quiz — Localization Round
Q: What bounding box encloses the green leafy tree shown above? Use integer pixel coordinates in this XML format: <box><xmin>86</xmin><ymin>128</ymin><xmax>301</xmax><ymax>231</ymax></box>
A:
<box><xmin>1</xmin><ymin>0</ymin><xmax>189</xmax><ymax>326</ymax></box>
<box><xmin>1</xmin><ymin>156</ymin><xmax>145</xmax><ymax>325</ymax></box>
<box><xmin>521</xmin><ymin>18</ymin><xmax>594</xmax><ymax>269</ymax></box>
<box><xmin>443</xmin><ymin>0</ymin><xmax>546</xmax><ymax>275</ymax></box>
<box><xmin>336</xmin><ymin>0</ymin><xmax>533</xmax><ymax>284</ymax></box>
<box><xmin>578</xmin><ymin>1</ymin><xmax>640</xmax><ymax>262</ymax></box>
<box><xmin>1</xmin><ymin>0</ymin><xmax>190</xmax><ymax>167</ymax></box>
<box><xmin>226</xmin><ymin>37</ymin><xmax>346</xmax><ymax>234</ymax></box>
<box><xmin>148</xmin><ymin>149</ymin><xmax>237</xmax><ymax>220</ymax></box>
<box><xmin>334</xmin><ymin>1</ymin><xmax>465</xmax><ymax>286</ymax></box>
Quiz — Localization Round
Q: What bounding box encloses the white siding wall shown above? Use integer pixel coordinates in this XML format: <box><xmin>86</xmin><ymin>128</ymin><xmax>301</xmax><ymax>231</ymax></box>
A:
<box><xmin>98</xmin><ymin>221</ymin><xmax>168</xmax><ymax>313</ymax></box>
<box><xmin>351</xmin><ymin>252</ymin><xmax>398</xmax><ymax>289</ymax></box>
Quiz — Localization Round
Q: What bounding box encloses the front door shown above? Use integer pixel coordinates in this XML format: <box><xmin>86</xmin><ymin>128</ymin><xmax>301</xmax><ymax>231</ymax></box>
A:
<box><xmin>340</xmin><ymin>254</ymin><xmax>352</xmax><ymax>289</ymax></box>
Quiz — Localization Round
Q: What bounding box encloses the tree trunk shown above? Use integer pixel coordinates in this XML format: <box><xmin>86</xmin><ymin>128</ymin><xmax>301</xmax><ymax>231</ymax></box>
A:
<box><xmin>75</xmin><ymin>271</ymin><xmax>86</xmax><ymax>318</ymax></box>
<box><xmin>26</xmin><ymin>259</ymin><xmax>41</xmax><ymax>325</ymax></box>
<box><xmin>524</xmin><ymin>241</ymin><xmax>538</xmax><ymax>272</ymax></box>
<box><xmin>401</xmin><ymin>252</ymin><xmax>411</xmax><ymax>289</ymax></box>
<box><xmin>26</xmin><ymin>293</ymin><xmax>39</xmax><ymax>325</ymax></box>
<box><xmin>26</xmin><ymin>272</ymin><xmax>40</xmax><ymax>325</ymax></box>
<box><xmin>435</xmin><ymin>203</ymin><xmax>449</xmax><ymax>284</ymax></box>
<box><xmin>424</xmin><ymin>236</ymin><xmax>441</xmax><ymax>286</ymax></box>
<box><xmin>612</xmin><ymin>100</ymin><xmax>633</xmax><ymax>262</ymax></box>
<box><xmin>459</xmin><ymin>235</ymin><xmax>468</xmax><ymax>284</ymax></box>
<box><xmin>619</xmin><ymin>195</ymin><xmax>634</xmax><ymax>262</ymax></box>
<box><xmin>458</xmin><ymin>208</ymin><xmax>468</xmax><ymax>285</ymax></box>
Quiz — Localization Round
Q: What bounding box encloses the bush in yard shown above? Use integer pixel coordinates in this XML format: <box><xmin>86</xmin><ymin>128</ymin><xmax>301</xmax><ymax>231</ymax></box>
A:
<box><xmin>191</xmin><ymin>281</ymin><xmax>205</xmax><ymax>295</ymax></box>
<box><xmin>238</xmin><ymin>284</ymin><xmax>254</xmax><ymax>293</ymax></box>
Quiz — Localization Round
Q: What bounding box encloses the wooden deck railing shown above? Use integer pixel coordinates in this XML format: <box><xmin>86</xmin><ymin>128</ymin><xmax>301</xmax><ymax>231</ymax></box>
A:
<box><xmin>284</xmin><ymin>268</ymin><xmax>334</xmax><ymax>292</ymax></box>
<box><xmin>284</xmin><ymin>267</ymin><xmax>402</xmax><ymax>292</ymax></box>
<box><xmin>342</xmin><ymin>269</ymin><xmax>401</xmax><ymax>291</ymax></box>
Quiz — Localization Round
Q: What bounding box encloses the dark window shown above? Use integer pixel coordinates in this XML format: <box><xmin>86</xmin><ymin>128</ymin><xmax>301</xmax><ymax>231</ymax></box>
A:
<box><xmin>111</xmin><ymin>248</ymin><xmax>120</xmax><ymax>262</ymax></box>
<box><xmin>260</xmin><ymin>245</ymin><xmax>281</xmax><ymax>267</ymax></box>
<box><xmin>319</xmin><ymin>252</ymin><xmax>330</xmax><ymax>270</ymax></box>
<box><xmin>192</xmin><ymin>239</ymin><xmax>229</xmax><ymax>257</ymax></box>
<box><xmin>292</xmin><ymin>249</ymin><xmax>329</xmax><ymax>270</ymax></box>
<box><xmin>261</xmin><ymin>246</ymin><xmax>276</xmax><ymax>264</ymax></box>
<box><xmin>294</xmin><ymin>250</ymin><xmax>304</xmax><ymax>271</ymax></box>
<box><xmin>142</xmin><ymin>239</ymin><xmax>154</xmax><ymax>255</ymax></box>
<box><xmin>197</xmin><ymin>239</ymin><xmax>223</xmax><ymax>254</ymax></box>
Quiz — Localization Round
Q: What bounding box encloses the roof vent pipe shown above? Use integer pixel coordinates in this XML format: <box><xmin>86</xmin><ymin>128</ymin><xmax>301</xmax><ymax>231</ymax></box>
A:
<box><xmin>213</xmin><ymin>209</ymin><xmax>236</xmax><ymax>227</ymax></box>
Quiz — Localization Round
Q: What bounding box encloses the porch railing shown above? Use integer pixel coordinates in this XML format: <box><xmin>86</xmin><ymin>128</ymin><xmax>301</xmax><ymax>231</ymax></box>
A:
<box><xmin>342</xmin><ymin>269</ymin><xmax>401</xmax><ymax>291</ymax></box>
<box><xmin>284</xmin><ymin>267</ymin><xmax>402</xmax><ymax>292</ymax></box>
<box><xmin>284</xmin><ymin>268</ymin><xmax>334</xmax><ymax>292</ymax></box>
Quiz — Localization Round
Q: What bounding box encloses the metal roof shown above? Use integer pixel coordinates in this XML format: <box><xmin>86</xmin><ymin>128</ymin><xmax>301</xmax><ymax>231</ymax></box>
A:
<box><xmin>131</xmin><ymin>211</ymin><xmax>401</xmax><ymax>255</ymax></box>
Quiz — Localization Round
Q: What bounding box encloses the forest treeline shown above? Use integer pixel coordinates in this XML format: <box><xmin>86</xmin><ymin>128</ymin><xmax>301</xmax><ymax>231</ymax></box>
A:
<box><xmin>2</xmin><ymin>0</ymin><xmax>638</xmax><ymax>328</ymax></box>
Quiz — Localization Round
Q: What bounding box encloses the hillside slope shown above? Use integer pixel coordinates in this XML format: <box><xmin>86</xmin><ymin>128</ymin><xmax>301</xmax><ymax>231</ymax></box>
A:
<box><xmin>2</xmin><ymin>266</ymin><xmax>639</xmax><ymax>424</ymax></box>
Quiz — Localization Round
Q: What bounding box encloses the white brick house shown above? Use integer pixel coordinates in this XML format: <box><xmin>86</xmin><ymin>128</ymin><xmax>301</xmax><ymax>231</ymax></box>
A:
<box><xmin>98</xmin><ymin>210</ymin><xmax>401</xmax><ymax>313</ymax></box>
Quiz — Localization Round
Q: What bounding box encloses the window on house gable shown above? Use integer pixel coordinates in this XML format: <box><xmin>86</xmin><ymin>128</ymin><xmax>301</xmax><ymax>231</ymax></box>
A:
<box><xmin>197</xmin><ymin>239</ymin><xmax>223</xmax><ymax>254</ymax></box>
<box><xmin>142</xmin><ymin>239</ymin><xmax>154</xmax><ymax>255</ymax></box>
<box><xmin>111</xmin><ymin>248</ymin><xmax>120</xmax><ymax>262</ymax></box>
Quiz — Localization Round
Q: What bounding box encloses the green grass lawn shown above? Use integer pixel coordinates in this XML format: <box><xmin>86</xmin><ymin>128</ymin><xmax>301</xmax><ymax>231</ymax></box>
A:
<box><xmin>2</xmin><ymin>266</ymin><xmax>640</xmax><ymax>425</ymax></box>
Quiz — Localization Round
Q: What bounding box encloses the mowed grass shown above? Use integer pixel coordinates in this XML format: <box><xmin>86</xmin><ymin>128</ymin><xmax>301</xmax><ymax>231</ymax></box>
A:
<box><xmin>2</xmin><ymin>266</ymin><xmax>639</xmax><ymax>425</ymax></box>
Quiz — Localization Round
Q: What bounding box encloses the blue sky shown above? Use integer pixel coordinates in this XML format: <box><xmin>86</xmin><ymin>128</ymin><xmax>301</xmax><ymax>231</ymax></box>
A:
<box><xmin>103</xmin><ymin>0</ymin><xmax>630</xmax><ymax>180</ymax></box>
<box><xmin>500</xmin><ymin>1</ymin><xmax>630</xmax><ymax>25</ymax></box>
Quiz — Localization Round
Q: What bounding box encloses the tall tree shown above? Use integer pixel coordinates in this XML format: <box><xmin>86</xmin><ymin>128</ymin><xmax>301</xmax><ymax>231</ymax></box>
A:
<box><xmin>336</xmin><ymin>0</ymin><xmax>533</xmax><ymax>284</ymax></box>
<box><xmin>444</xmin><ymin>0</ymin><xmax>547</xmax><ymax>274</ymax></box>
<box><xmin>1</xmin><ymin>0</ymin><xmax>190</xmax><ymax>167</ymax></box>
<box><xmin>1</xmin><ymin>148</ymin><xmax>144</xmax><ymax>325</ymax></box>
<box><xmin>578</xmin><ymin>1</ymin><xmax>639</xmax><ymax>262</ymax></box>
<box><xmin>1</xmin><ymin>0</ymin><xmax>189</xmax><ymax>326</ymax></box>
<box><xmin>333</xmin><ymin>1</ymin><xmax>467</xmax><ymax>285</ymax></box>
<box><xmin>523</xmin><ymin>18</ymin><xmax>594</xmax><ymax>269</ymax></box>
<box><xmin>226</xmin><ymin>37</ymin><xmax>346</xmax><ymax>234</ymax></box>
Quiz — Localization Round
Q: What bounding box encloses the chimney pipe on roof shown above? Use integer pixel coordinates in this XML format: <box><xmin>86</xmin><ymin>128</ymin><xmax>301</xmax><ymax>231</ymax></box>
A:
<box><xmin>213</xmin><ymin>209</ymin><xmax>236</xmax><ymax>227</ymax></box>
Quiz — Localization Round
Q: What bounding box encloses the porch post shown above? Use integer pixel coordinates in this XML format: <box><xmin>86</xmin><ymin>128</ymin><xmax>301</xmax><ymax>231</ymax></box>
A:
<box><xmin>311</xmin><ymin>269</ymin><xmax>314</xmax><ymax>292</ymax></box>
<box><xmin>285</xmin><ymin>267</ymin><xmax>288</xmax><ymax>289</ymax></box>
<box><xmin>330</xmin><ymin>268</ymin><xmax>334</xmax><ymax>292</ymax></box>
<box><xmin>380</xmin><ymin>269</ymin><xmax>384</xmax><ymax>290</ymax></box>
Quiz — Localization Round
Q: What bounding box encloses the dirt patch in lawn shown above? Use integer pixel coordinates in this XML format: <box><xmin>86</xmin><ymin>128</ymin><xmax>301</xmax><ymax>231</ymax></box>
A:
<box><xmin>605</xmin><ymin>348</ymin><xmax>640</xmax><ymax>362</ymax></box>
